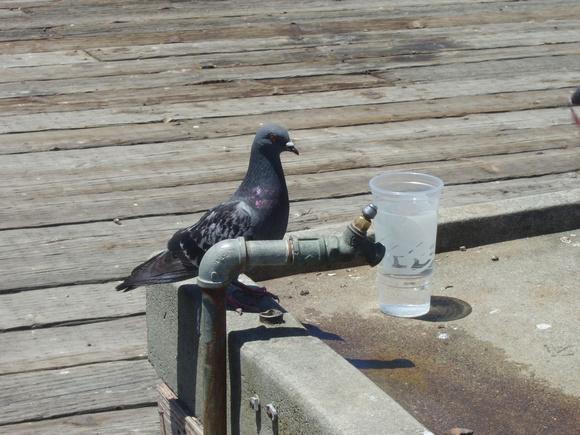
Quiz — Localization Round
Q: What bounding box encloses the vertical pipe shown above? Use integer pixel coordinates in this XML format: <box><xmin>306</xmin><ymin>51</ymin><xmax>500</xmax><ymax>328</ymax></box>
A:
<box><xmin>202</xmin><ymin>286</ymin><xmax>227</xmax><ymax>435</ymax></box>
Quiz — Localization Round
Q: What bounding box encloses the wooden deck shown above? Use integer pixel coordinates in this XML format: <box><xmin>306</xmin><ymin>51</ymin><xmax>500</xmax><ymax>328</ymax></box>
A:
<box><xmin>1</xmin><ymin>0</ymin><xmax>578</xmax><ymax>432</ymax></box>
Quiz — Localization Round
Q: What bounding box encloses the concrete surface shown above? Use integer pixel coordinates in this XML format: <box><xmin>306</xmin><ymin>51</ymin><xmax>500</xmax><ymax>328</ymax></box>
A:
<box><xmin>146</xmin><ymin>189</ymin><xmax>580</xmax><ymax>434</ymax></box>
<box><xmin>146</xmin><ymin>281</ymin><xmax>431</xmax><ymax>434</ymax></box>
<box><xmin>261</xmin><ymin>228</ymin><xmax>580</xmax><ymax>434</ymax></box>
<box><xmin>147</xmin><ymin>283</ymin><xmax>203</xmax><ymax>418</ymax></box>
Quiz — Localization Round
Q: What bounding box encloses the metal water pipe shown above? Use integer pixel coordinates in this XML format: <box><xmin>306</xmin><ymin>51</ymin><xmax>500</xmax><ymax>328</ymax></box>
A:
<box><xmin>196</xmin><ymin>205</ymin><xmax>385</xmax><ymax>434</ymax></box>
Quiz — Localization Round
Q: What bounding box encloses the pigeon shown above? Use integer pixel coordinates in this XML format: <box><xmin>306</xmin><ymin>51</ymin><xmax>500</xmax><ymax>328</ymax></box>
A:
<box><xmin>567</xmin><ymin>86</ymin><xmax>580</xmax><ymax>126</ymax></box>
<box><xmin>116</xmin><ymin>124</ymin><xmax>299</xmax><ymax>308</ymax></box>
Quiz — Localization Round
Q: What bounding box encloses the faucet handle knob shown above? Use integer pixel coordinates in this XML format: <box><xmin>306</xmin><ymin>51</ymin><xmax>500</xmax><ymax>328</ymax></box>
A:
<box><xmin>351</xmin><ymin>204</ymin><xmax>377</xmax><ymax>235</ymax></box>
<box><xmin>362</xmin><ymin>203</ymin><xmax>378</xmax><ymax>221</ymax></box>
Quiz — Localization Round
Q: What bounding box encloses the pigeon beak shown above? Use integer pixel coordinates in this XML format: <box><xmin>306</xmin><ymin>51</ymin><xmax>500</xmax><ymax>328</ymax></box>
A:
<box><xmin>285</xmin><ymin>140</ymin><xmax>299</xmax><ymax>155</ymax></box>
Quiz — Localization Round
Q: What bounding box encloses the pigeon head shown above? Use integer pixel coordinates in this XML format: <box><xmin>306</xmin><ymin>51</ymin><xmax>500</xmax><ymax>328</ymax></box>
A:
<box><xmin>254</xmin><ymin>124</ymin><xmax>299</xmax><ymax>156</ymax></box>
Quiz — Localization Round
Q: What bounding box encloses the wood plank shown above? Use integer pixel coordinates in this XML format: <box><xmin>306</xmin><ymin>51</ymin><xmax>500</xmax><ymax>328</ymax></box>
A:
<box><xmin>1</xmin><ymin>87</ymin><xmax>575</xmax><ymax>155</ymax></box>
<box><xmin>0</xmin><ymin>359</ymin><xmax>158</xmax><ymax>426</ymax></box>
<box><xmin>386</xmin><ymin>55</ymin><xmax>580</xmax><ymax>85</ymax></box>
<box><xmin>0</xmin><ymin>107</ymin><xmax>574</xmax><ymax>201</ymax></box>
<box><xmin>0</xmin><ymin>73</ymin><xmax>386</xmax><ymax>117</ymax></box>
<box><xmin>0</xmin><ymin>316</ymin><xmax>147</xmax><ymax>373</ymax></box>
<box><xmin>3</xmin><ymin>28</ymin><xmax>579</xmax><ymax>86</ymax></box>
<box><xmin>288</xmin><ymin>173</ymin><xmax>580</xmax><ymax>233</ymax></box>
<box><xmin>0</xmin><ymin>283</ymin><xmax>145</xmax><ymax>331</ymax></box>
<box><xmin>0</xmin><ymin>8</ymin><xmax>28</xmax><ymax>19</ymax></box>
<box><xmin>0</xmin><ymin>0</ymin><xmax>561</xmax><ymax>37</ymax></box>
<box><xmin>158</xmin><ymin>383</ymin><xmax>203</xmax><ymax>435</ymax></box>
<box><xmin>4</xmin><ymin>0</ymin><xmax>578</xmax><ymax>41</ymax></box>
<box><xmin>1</xmin><ymin>46</ymin><xmax>334</xmax><ymax>84</ymax></box>
<box><xmin>2</xmin><ymin>66</ymin><xmax>579</xmax><ymax>133</ymax></box>
<box><xmin>2</xmin><ymin>39</ymin><xmax>579</xmax><ymax>101</ymax></box>
<box><xmin>0</xmin><ymin>0</ymin><xmax>524</xmax><ymax>35</ymax></box>
<box><xmin>0</xmin><ymin>50</ymin><xmax>97</xmax><ymax>68</ymax></box>
<box><xmin>83</xmin><ymin>20</ymin><xmax>580</xmax><ymax>62</ymax></box>
<box><xmin>0</xmin><ymin>149</ymin><xmax>577</xmax><ymax>292</ymax></box>
<box><xmin>2</xmin><ymin>407</ymin><xmax>160</xmax><ymax>435</ymax></box>
<box><xmin>1</xmin><ymin>0</ymin><xmax>451</xmax><ymax>33</ymax></box>
<box><xmin>3</xmin><ymin>2</ymin><xmax>579</xmax><ymax>55</ymax></box>
<box><xmin>1</xmin><ymin>123</ymin><xmax>578</xmax><ymax>230</ymax></box>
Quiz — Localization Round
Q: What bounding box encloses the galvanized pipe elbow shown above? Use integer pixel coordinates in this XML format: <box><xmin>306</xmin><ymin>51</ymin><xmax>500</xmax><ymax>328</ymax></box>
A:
<box><xmin>197</xmin><ymin>237</ymin><xmax>248</xmax><ymax>289</ymax></box>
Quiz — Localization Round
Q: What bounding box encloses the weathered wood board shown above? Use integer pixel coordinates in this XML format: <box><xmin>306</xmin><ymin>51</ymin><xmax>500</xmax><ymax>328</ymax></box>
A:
<box><xmin>3</xmin><ymin>407</ymin><xmax>159</xmax><ymax>435</ymax></box>
<box><xmin>0</xmin><ymin>359</ymin><xmax>158</xmax><ymax>426</ymax></box>
<box><xmin>0</xmin><ymin>316</ymin><xmax>148</xmax><ymax>373</ymax></box>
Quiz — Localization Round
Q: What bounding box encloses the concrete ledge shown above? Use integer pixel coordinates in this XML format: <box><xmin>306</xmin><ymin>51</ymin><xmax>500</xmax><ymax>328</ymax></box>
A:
<box><xmin>437</xmin><ymin>188</ymin><xmax>580</xmax><ymax>251</ymax></box>
<box><xmin>146</xmin><ymin>283</ymin><xmax>431</xmax><ymax>434</ymax></box>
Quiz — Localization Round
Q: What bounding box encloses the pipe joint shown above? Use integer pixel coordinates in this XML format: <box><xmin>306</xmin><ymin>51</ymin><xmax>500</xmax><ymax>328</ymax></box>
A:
<box><xmin>197</xmin><ymin>237</ymin><xmax>248</xmax><ymax>289</ymax></box>
<box><xmin>289</xmin><ymin>231</ymin><xmax>384</xmax><ymax>267</ymax></box>
<box><xmin>289</xmin><ymin>235</ymin><xmax>333</xmax><ymax>267</ymax></box>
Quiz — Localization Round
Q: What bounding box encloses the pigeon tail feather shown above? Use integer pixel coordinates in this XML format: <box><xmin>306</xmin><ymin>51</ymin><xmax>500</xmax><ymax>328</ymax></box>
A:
<box><xmin>115</xmin><ymin>250</ymin><xmax>195</xmax><ymax>291</ymax></box>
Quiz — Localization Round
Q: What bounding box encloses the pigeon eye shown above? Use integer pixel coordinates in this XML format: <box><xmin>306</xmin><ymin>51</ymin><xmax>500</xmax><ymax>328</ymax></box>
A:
<box><xmin>269</xmin><ymin>134</ymin><xmax>277</xmax><ymax>142</ymax></box>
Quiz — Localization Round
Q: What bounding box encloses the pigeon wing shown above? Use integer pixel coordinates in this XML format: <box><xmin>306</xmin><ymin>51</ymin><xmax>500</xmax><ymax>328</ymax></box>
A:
<box><xmin>167</xmin><ymin>199</ymin><xmax>256</xmax><ymax>271</ymax></box>
<box><xmin>115</xmin><ymin>200</ymin><xmax>255</xmax><ymax>291</ymax></box>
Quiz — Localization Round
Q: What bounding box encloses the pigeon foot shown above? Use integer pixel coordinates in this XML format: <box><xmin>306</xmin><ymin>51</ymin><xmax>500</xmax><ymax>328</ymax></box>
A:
<box><xmin>226</xmin><ymin>280</ymin><xmax>279</xmax><ymax>313</ymax></box>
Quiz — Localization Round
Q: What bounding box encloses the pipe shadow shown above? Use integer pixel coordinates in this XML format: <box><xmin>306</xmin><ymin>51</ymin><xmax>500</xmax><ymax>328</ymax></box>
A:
<box><xmin>415</xmin><ymin>295</ymin><xmax>472</xmax><ymax>322</ymax></box>
<box><xmin>302</xmin><ymin>323</ymin><xmax>344</xmax><ymax>341</ymax></box>
<box><xmin>347</xmin><ymin>358</ymin><xmax>415</xmax><ymax>370</ymax></box>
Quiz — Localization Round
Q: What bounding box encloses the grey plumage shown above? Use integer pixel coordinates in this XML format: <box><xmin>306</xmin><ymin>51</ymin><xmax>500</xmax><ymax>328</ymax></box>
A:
<box><xmin>116</xmin><ymin>124</ymin><xmax>298</xmax><ymax>291</ymax></box>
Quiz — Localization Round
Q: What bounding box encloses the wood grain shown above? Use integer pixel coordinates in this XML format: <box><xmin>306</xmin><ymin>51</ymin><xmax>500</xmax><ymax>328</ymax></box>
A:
<box><xmin>0</xmin><ymin>359</ymin><xmax>158</xmax><ymax>426</ymax></box>
<box><xmin>2</xmin><ymin>407</ymin><xmax>159</xmax><ymax>435</ymax></box>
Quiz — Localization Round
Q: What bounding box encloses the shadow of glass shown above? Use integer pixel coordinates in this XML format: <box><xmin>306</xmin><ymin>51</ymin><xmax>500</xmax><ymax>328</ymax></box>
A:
<box><xmin>415</xmin><ymin>295</ymin><xmax>472</xmax><ymax>322</ymax></box>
